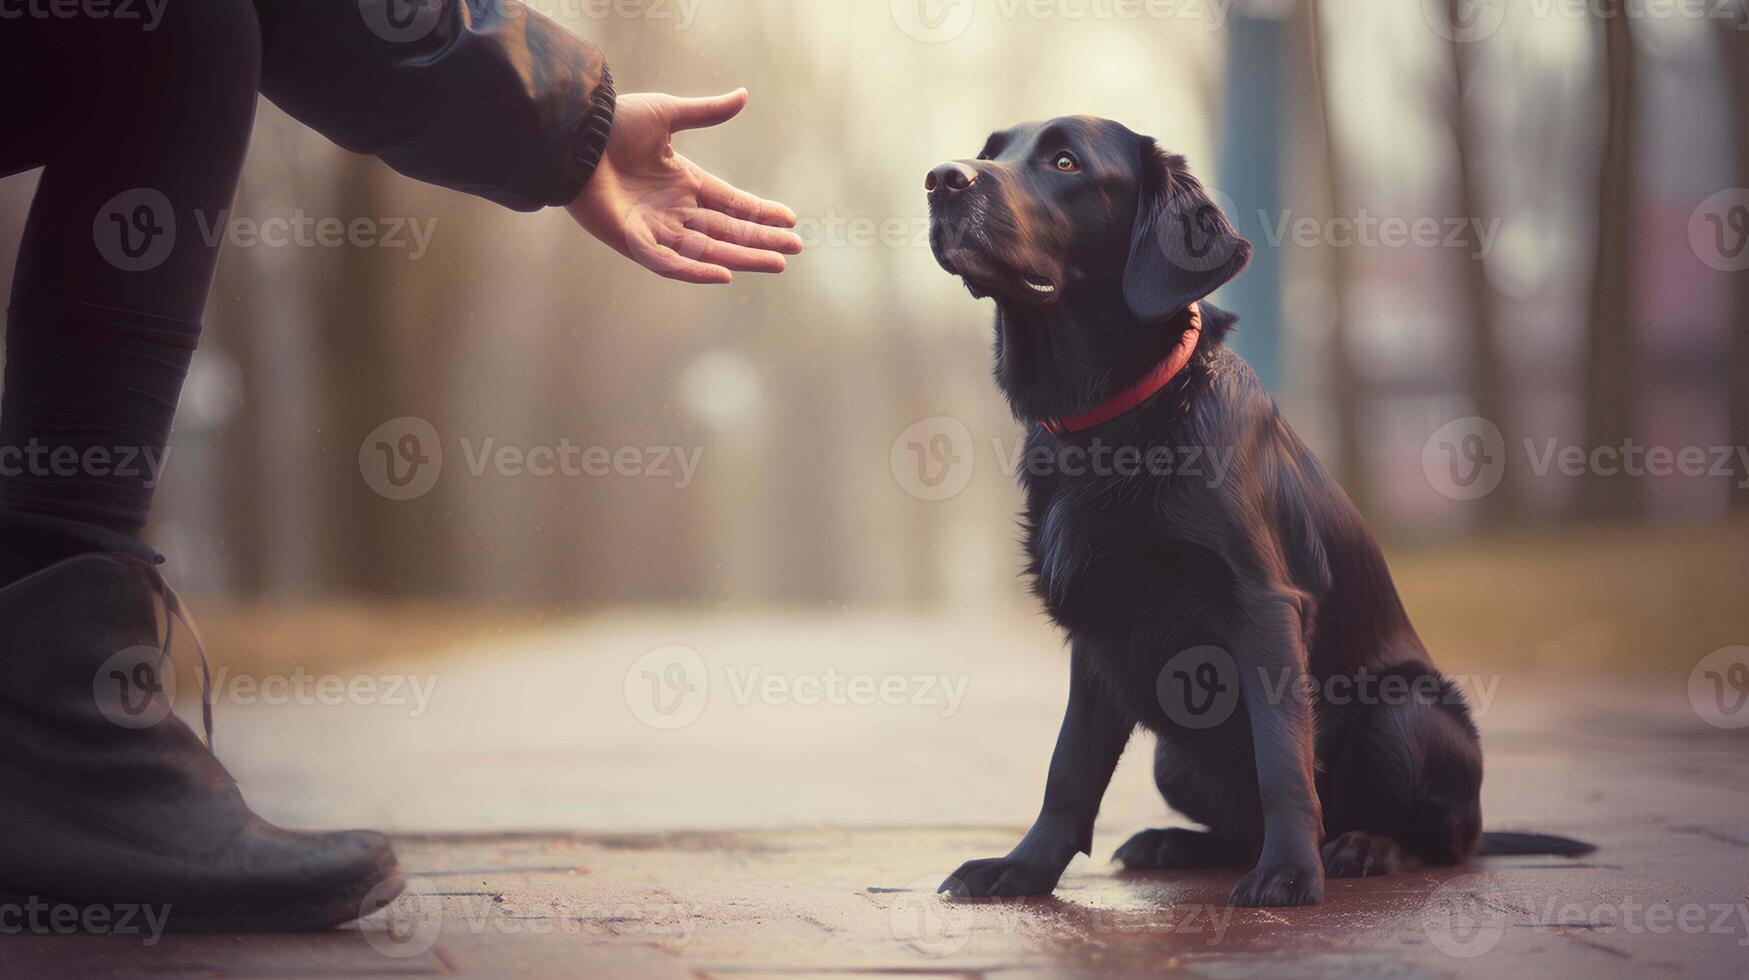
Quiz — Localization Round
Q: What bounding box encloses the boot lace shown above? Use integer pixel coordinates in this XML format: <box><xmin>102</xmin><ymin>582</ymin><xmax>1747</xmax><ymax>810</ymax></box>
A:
<box><xmin>102</xmin><ymin>554</ymin><xmax>215</xmax><ymax>750</ymax></box>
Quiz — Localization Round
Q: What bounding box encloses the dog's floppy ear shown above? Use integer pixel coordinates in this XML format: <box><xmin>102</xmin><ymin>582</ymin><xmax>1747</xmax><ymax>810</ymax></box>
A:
<box><xmin>1122</xmin><ymin>141</ymin><xmax>1252</xmax><ymax>323</ymax></box>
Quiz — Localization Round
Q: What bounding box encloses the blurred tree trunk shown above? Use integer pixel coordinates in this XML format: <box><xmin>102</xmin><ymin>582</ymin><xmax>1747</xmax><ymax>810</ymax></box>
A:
<box><xmin>314</xmin><ymin>154</ymin><xmax>406</xmax><ymax>594</ymax></box>
<box><xmin>1218</xmin><ymin>7</ymin><xmax>1286</xmax><ymax>394</ymax></box>
<box><xmin>1305</xmin><ymin>0</ymin><xmax>1368</xmax><ymax>516</ymax></box>
<box><xmin>210</xmin><ymin>194</ymin><xmax>267</xmax><ymax>594</ymax></box>
<box><xmin>1447</xmin><ymin>0</ymin><xmax>1518</xmax><ymax>527</ymax></box>
<box><xmin>1577</xmin><ymin>1</ymin><xmax>1639</xmax><ymax>521</ymax></box>
<box><xmin>1720</xmin><ymin>22</ymin><xmax>1749</xmax><ymax>513</ymax></box>
<box><xmin>391</xmin><ymin>192</ymin><xmax>482</xmax><ymax>597</ymax></box>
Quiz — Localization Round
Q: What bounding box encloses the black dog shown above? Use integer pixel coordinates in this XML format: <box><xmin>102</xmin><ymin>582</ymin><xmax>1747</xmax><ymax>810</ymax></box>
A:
<box><xmin>925</xmin><ymin>116</ymin><xmax>1591</xmax><ymax>907</ymax></box>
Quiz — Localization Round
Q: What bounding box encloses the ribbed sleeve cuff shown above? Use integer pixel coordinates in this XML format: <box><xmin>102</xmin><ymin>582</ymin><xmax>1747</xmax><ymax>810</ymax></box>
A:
<box><xmin>554</xmin><ymin>65</ymin><xmax>616</xmax><ymax>206</ymax></box>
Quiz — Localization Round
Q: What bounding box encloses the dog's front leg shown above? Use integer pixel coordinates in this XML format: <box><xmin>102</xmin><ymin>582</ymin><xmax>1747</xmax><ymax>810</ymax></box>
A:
<box><xmin>941</xmin><ymin>641</ymin><xmax>1131</xmax><ymax>898</ymax></box>
<box><xmin>1229</xmin><ymin>591</ymin><xmax>1325</xmax><ymax>907</ymax></box>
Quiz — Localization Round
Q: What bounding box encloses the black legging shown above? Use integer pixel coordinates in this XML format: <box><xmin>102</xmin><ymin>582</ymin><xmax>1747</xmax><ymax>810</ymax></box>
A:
<box><xmin>0</xmin><ymin>0</ymin><xmax>260</xmax><ymax>541</ymax></box>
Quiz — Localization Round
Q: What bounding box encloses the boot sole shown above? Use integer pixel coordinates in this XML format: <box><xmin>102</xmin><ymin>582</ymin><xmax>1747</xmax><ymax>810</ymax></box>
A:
<box><xmin>0</xmin><ymin>850</ymin><xmax>405</xmax><ymax>934</ymax></box>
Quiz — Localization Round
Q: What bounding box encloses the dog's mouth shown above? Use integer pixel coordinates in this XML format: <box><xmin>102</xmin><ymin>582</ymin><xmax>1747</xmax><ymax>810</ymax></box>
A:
<box><xmin>934</xmin><ymin>246</ymin><xmax>1059</xmax><ymax>306</ymax></box>
<box><xmin>1019</xmin><ymin>273</ymin><xmax>1057</xmax><ymax>298</ymax></box>
<box><xmin>930</xmin><ymin>208</ymin><xmax>1057</xmax><ymax>305</ymax></box>
<box><xmin>962</xmin><ymin>267</ymin><xmax>1058</xmax><ymax>306</ymax></box>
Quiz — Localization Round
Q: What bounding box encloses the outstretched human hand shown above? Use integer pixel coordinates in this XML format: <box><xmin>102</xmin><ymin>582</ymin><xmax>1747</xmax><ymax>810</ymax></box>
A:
<box><xmin>567</xmin><ymin>89</ymin><xmax>802</xmax><ymax>284</ymax></box>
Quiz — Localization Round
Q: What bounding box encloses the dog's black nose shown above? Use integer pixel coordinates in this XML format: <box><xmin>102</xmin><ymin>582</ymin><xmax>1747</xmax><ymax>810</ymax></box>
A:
<box><xmin>926</xmin><ymin>162</ymin><xmax>977</xmax><ymax>201</ymax></box>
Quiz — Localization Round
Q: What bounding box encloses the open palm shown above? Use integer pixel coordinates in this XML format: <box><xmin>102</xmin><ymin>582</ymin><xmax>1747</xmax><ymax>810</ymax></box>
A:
<box><xmin>567</xmin><ymin>89</ymin><xmax>802</xmax><ymax>284</ymax></box>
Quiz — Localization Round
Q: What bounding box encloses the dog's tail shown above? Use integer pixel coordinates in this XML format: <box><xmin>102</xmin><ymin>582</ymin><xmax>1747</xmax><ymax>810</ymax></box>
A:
<box><xmin>1475</xmin><ymin>831</ymin><xmax>1596</xmax><ymax>857</ymax></box>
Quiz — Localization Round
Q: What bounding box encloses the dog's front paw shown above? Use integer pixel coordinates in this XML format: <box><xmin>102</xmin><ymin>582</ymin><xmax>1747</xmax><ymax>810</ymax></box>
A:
<box><xmin>940</xmin><ymin>856</ymin><xmax>1060</xmax><ymax>898</ymax></box>
<box><xmin>1229</xmin><ymin>861</ymin><xmax>1324</xmax><ymax>907</ymax></box>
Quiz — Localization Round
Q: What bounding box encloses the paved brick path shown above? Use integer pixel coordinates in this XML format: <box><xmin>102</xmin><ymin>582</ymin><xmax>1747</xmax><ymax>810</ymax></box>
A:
<box><xmin>5</xmin><ymin>613</ymin><xmax>1745</xmax><ymax>977</ymax></box>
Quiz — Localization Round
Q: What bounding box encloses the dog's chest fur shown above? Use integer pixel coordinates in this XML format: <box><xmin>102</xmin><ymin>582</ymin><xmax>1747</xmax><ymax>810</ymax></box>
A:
<box><xmin>1017</xmin><ymin>418</ymin><xmax>1241</xmax><ymax>721</ymax></box>
<box><xmin>1023</xmin><ymin>457</ymin><xmax>1166</xmax><ymax>626</ymax></box>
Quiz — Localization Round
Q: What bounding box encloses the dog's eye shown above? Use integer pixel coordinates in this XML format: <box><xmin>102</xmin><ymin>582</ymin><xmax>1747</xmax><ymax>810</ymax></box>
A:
<box><xmin>1053</xmin><ymin>152</ymin><xmax>1080</xmax><ymax>173</ymax></box>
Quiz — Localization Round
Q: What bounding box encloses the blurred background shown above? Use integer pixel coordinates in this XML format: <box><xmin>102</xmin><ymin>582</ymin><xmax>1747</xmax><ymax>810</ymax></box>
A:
<box><xmin>1</xmin><ymin>0</ymin><xmax>1744</xmax><ymax>832</ymax></box>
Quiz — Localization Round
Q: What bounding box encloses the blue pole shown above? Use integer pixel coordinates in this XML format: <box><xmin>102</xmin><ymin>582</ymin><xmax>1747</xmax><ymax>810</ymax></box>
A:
<box><xmin>1217</xmin><ymin>11</ymin><xmax>1285</xmax><ymax>394</ymax></box>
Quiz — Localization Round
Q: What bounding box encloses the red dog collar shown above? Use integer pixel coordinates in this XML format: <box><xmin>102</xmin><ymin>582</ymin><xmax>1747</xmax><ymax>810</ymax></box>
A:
<box><xmin>1041</xmin><ymin>303</ymin><xmax>1203</xmax><ymax>436</ymax></box>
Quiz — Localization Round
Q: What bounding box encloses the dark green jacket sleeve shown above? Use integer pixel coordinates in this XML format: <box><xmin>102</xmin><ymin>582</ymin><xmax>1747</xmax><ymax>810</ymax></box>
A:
<box><xmin>254</xmin><ymin>0</ymin><xmax>616</xmax><ymax>211</ymax></box>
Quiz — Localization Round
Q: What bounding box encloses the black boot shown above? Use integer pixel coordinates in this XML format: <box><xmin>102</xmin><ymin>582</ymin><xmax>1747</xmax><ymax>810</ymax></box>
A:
<box><xmin>0</xmin><ymin>544</ymin><xmax>403</xmax><ymax>931</ymax></box>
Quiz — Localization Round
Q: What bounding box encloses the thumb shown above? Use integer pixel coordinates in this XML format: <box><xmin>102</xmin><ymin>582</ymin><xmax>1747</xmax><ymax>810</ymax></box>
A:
<box><xmin>668</xmin><ymin>89</ymin><xmax>749</xmax><ymax>132</ymax></box>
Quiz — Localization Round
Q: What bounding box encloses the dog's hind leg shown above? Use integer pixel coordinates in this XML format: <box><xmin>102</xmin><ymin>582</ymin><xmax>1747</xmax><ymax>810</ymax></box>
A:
<box><xmin>1316</xmin><ymin>664</ymin><xmax>1484</xmax><ymax>876</ymax></box>
<box><xmin>1114</xmin><ymin>827</ymin><xmax>1252</xmax><ymax>869</ymax></box>
<box><xmin>1117</xmin><ymin>738</ymin><xmax>1259</xmax><ymax>870</ymax></box>
<box><xmin>1320</xmin><ymin>830</ymin><xmax>1401</xmax><ymax>877</ymax></box>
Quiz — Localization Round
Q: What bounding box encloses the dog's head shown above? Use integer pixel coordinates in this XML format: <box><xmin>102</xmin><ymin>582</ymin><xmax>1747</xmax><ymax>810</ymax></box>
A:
<box><xmin>927</xmin><ymin>116</ymin><xmax>1251</xmax><ymax>419</ymax></box>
